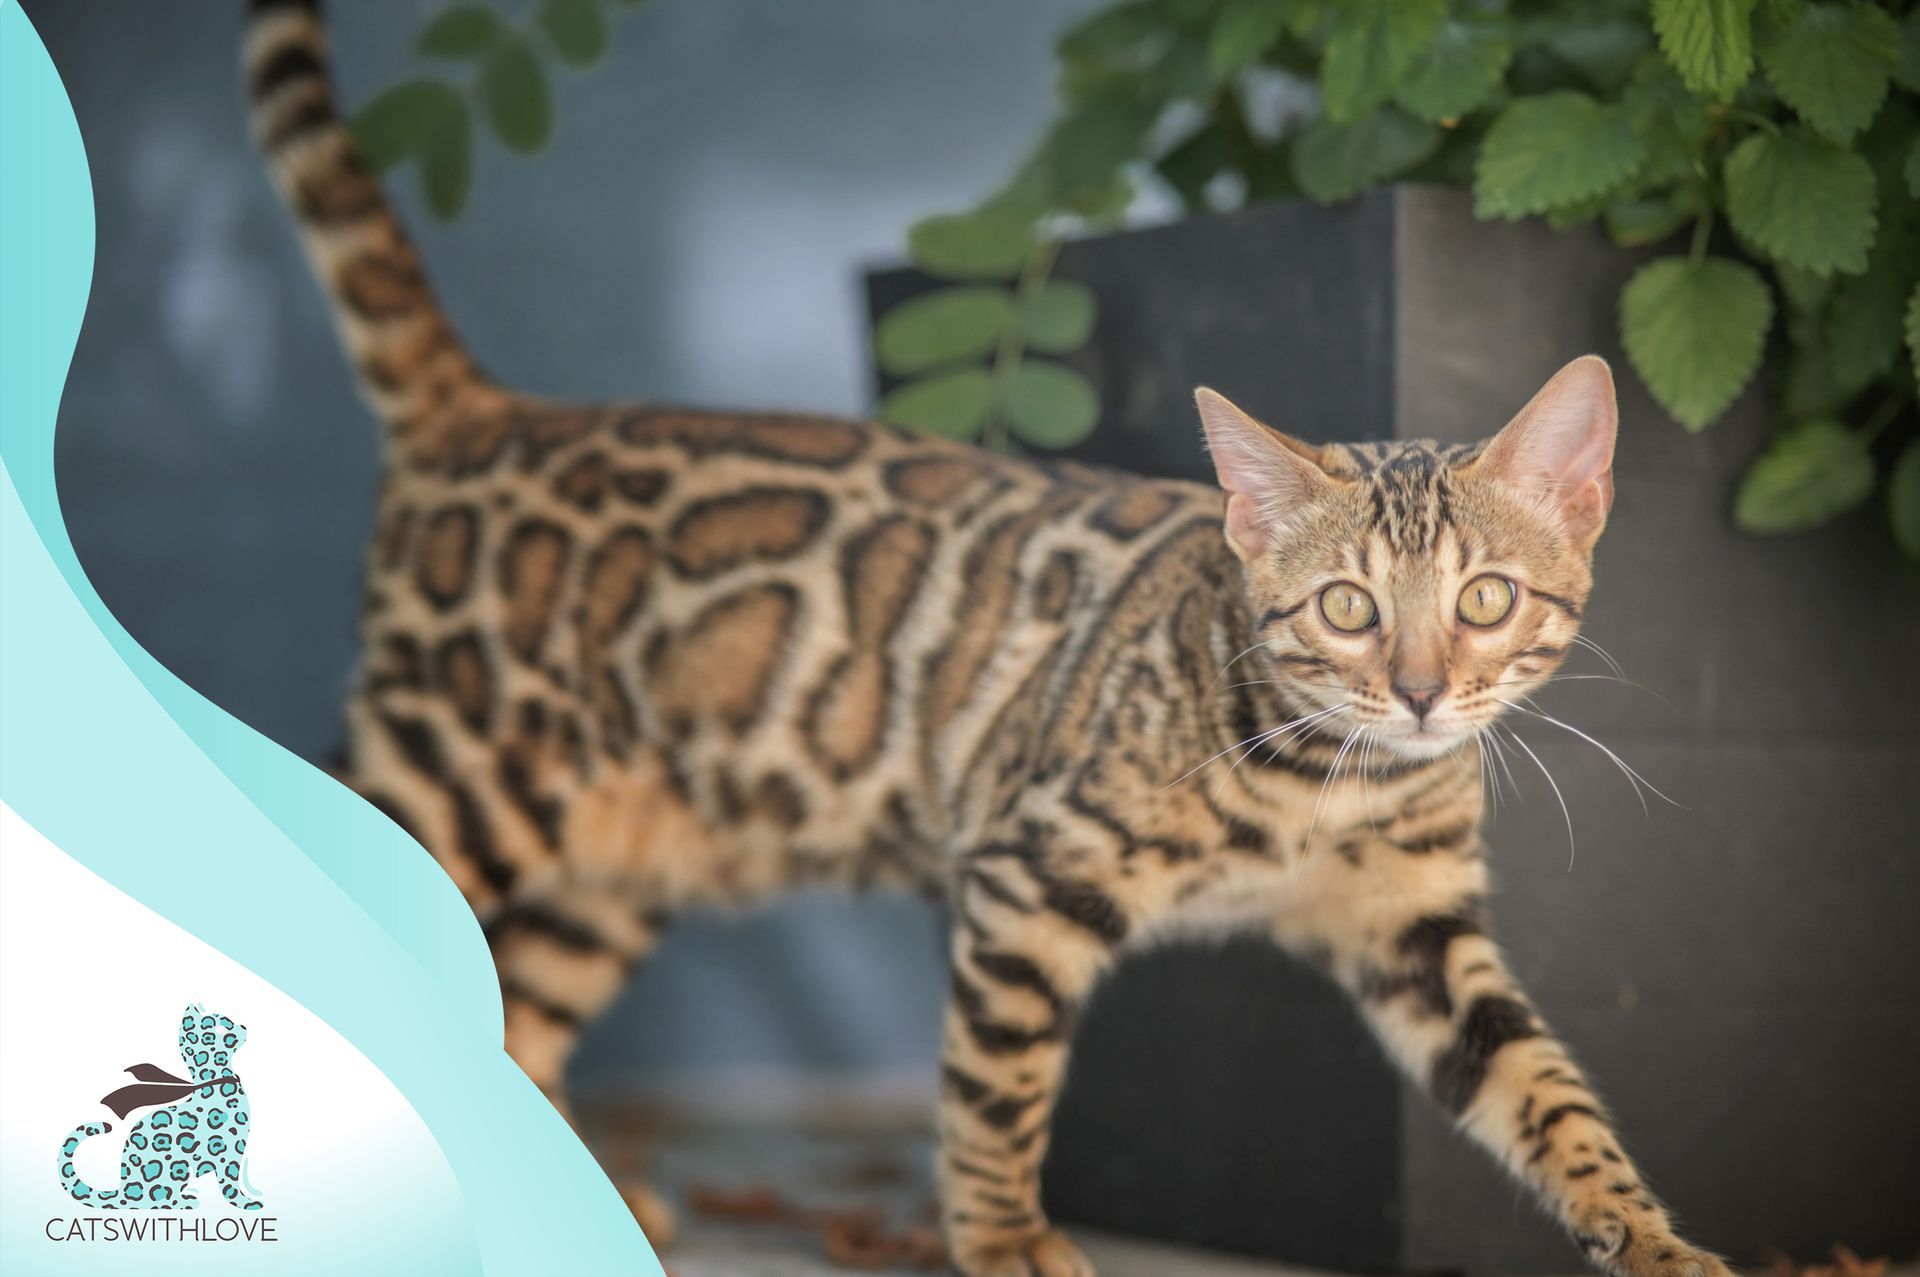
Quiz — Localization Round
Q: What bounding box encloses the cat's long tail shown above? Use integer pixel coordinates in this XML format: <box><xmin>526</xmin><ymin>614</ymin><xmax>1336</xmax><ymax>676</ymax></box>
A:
<box><xmin>56</xmin><ymin>1121</ymin><xmax>121</xmax><ymax>1207</ymax></box>
<box><xmin>242</xmin><ymin>0</ymin><xmax>488</xmax><ymax>433</ymax></box>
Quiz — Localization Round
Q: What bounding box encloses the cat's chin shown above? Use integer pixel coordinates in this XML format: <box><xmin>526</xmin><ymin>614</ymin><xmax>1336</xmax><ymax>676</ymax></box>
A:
<box><xmin>1382</xmin><ymin>726</ymin><xmax>1473</xmax><ymax>761</ymax></box>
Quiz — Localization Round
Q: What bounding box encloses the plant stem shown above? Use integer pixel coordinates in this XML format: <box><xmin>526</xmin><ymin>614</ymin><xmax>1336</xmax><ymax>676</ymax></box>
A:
<box><xmin>1689</xmin><ymin>206</ymin><xmax>1714</xmax><ymax>262</ymax></box>
<box><xmin>982</xmin><ymin>236</ymin><xmax>1060</xmax><ymax>453</ymax></box>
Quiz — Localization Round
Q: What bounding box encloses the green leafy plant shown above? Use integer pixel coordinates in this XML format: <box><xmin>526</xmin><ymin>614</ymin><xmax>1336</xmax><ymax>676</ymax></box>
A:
<box><xmin>351</xmin><ymin>0</ymin><xmax>649</xmax><ymax>220</ymax></box>
<box><xmin>886</xmin><ymin>0</ymin><xmax>1920</xmax><ymax>558</ymax></box>
<box><xmin>875</xmin><ymin>149</ymin><xmax>1130</xmax><ymax>452</ymax></box>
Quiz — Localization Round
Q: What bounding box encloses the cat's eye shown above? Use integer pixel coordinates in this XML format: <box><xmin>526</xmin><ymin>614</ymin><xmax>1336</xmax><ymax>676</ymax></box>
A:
<box><xmin>1458</xmin><ymin>575</ymin><xmax>1515</xmax><ymax>626</ymax></box>
<box><xmin>1319</xmin><ymin>582</ymin><xmax>1377</xmax><ymax>632</ymax></box>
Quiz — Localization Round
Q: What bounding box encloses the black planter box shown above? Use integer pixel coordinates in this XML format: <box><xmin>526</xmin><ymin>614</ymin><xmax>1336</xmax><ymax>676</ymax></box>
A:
<box><xmin>868</xmin><ymin>186</ymin><xmax>1920</xmax><ymax>1274</ymax></box>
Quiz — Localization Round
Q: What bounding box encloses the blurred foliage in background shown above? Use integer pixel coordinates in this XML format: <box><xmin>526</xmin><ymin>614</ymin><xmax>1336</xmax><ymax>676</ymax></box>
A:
<box><xmin>354</xmin><ymin>0</ymin><xmax>1919</xmax><ymax>560</ymax></box>
<box><xmin>879</xmin><ymin>0</ymin><xmax>1920</xmax><ymax>561</ymax></box>
<box><xmin>351</xmin><ymin>0</ymin><xmax>649</xmax><ymax>219</ymax></box>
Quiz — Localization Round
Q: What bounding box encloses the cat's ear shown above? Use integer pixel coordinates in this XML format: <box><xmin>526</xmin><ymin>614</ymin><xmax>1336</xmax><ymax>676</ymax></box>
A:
<box><xmin>1195</xmin><ymin>387</ymin><xmax>1330</xmax><ymax>560</ymax></box>
<box><xmin>1479</xmin><ymin>355</ymin><xmax>1617</xmax><ymax>547</ymax></box>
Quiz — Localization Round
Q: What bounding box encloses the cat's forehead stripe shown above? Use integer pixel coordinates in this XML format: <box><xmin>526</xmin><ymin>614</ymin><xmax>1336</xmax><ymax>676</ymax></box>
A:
<box><xmin>1320</xmin><ymin>438</ymin><xmax>1487</xmax><ymax>555</ymax></box>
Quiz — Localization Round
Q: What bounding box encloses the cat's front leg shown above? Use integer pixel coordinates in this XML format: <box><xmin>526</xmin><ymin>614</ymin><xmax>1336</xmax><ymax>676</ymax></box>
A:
<box><xmin>937</xmin><ymin>844</ymin><xmax>1123</xmax><ymax>1277</ymax></box>
<box><xmin>1300</xmin><ymin>858</ymin><xmax>1733</xmax><ymax>1277</ymax></box>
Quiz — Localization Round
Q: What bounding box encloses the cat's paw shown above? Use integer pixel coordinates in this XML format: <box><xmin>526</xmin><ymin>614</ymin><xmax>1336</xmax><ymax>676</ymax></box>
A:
<box><xmin>1628</xmin><ymin>1246</ymin><xmax>1737</xmax><ymax>1277</ymax></box>
<box><xmin>619</xmin><ymin>1181</ymin><xmax>677</xmax><ymax>1251</ymax></box>
<box><xmin>953</xmin><ymin>1227</ymin><xmax>1095</xmax><ymax>1277</ymax></box>
<box><xmin>1580</xmin><ymin>1221</ymin><xmax>1735</xmax><ymax>1277</ymax></box>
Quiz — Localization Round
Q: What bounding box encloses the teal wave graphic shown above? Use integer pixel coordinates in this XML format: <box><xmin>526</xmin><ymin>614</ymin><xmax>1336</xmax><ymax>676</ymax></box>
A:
<box><xmin>0</xmin><ymin>4</ymin><xmax>659</xmax><ymax>1272</ymax></box>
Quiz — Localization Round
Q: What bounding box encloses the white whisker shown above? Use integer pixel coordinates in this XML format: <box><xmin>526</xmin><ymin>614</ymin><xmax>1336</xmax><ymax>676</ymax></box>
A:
<box><xmin>1166</xmin><ymin>704</ymin><xmax>1344</xmax><ymax>791</ymax></box>
<box><xmin>1571</xmin><ymin>633</ymin><xmax>1627</xmax><ymax>681</ymax></box>
<box><xmin>1501</xmin><ymin>725</ymin><xmax>1577</xmax><ymax>870</ymax></box>
<box><xmin>1304</xmin><ymin>726</ymin><xmax>1361</xmax><ymax>850</ymax></box>
<box><xmin>1360</xmin><ymin>729</ymin><xmax>1382</xmax><ymax>830</ymax></box>
<box><xmin>1476</xmin><ymin>735</ymin><xmax>1502</xmax><ymax>811</ymax></box>
<box><xmin>1499</xmin><ymin>698</ymin><xmax>1682</xmax><ymax>813</ymax></box>
<box><xmin>1211</xmin><ymin>704</ymin><xmax>1349</xmax><ymax>801</ymax></box>
<box><xmin>1487</xmin><ymin>725</ymin><xmax>1524</xmax><ymax>804</ymax></box>
<box><xmin>1489</xmin><ymin>673</ymin><xmax>1670</xmax><ymax>707</ymax></box>
<box><xmin>1210</xmin><ymin>642</ymin><xmax>1268</xmax><ymax>691</ymax></box>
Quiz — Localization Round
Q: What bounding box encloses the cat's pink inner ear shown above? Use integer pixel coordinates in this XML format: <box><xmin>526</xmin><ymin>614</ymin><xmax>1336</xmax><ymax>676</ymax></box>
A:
<box><xmin>1482</xmin><ymin>355</ymin><xmax>1618</xmax><ymax>544</ymax></box>
<box><xmin>1195</xmin><ymin>387</ymin><xmax>1326</xmax><ymax>558</ymax></box>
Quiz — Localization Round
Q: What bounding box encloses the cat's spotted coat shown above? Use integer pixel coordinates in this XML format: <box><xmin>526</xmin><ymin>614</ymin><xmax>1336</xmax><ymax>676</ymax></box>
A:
<box><xmin>242</xmin><ymin>2</ymin><xmax>1733</xmax><ymax>1273</ymax></box>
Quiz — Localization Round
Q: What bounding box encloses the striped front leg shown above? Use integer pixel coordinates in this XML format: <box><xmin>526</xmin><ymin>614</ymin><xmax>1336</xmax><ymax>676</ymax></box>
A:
<box><xmin>1331</xmin><ymin>890</ymin><xmax>1733</xmax><ymax>1277</ymax></box>
<box><xmin>938</xmin><ymin>848</ymin><xmax>1120</xmax><ymax>1277</ymax></box>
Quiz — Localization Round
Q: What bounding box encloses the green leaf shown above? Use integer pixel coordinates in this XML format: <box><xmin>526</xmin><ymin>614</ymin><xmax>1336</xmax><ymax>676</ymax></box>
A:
<box><xmin>1065</xmin><ymin>175</ymin><xmax>1136</xmax><ymax>221</ymax></box>
<box><xmin>1472</xmin><ymin>92</ymin><xmax>1646</xmax><ymax>220</ymax></box>
<box><xmin>1285</xmin><ymin>0</ymin><xmax>1330</xmax><ymax>41</ymax></box>
<box><xmin>1546</xmin><ymin>192</ymin><xmax>1608</xmax><ymax>232</ymax></box>
<box><xmin>1152</xmin><ymin>30</ymin><xmax>1212</xmax><ymax>98</ymax></box>
<box><xmin>879</xmin><ymin>368</ymin><xmax>993</xmax><ymax>439</ymax></box>
<box><xmin>1898</xmin><ymin>10</ymin><xmax>1920</xmax><ymax>92</ymax></box>
<box><xmin>479</xmin><ymin>37</ymin><xmax>553</xmax><ymax>153</ymax></box>
<box><xmin>1393</xmin><ymin>15</ymin><xmax>1512</xmax><ymax>122</ymax></box>
<box><xmin>1822</xmin><ymin>260</ymin><xmax>1910</xmax><ymax>392</ymax></box>
<box><xmin>538</xmin><ymin>0</ymin><xmax>610</xmax><ymax>67</ymax></box>
<box><xmin>1320</xmin><ymin>0</ymin><xmax>1446</xmax><ymax>124</ymax></box>
<box><xmin>1622</xmin><ymin>55</ymin><xmax>1712</xmax><ymax>185</ymax></box>
<box><xmin>1058</xmin><ymin>2</ymin><xmax>1161</xmax><ymax>62</ymax></box>
<box><xmin>1753</xmin><ymin>0</ymin><xmax>1807</xmax><ymax>29</ymax></box>
<box><xmin>1024</xmin><ymin>280</ymin><xmax>1097</xmax><ymax>353</ymax></box>
<box><xmin>1007</xmin><ymin>362</ymin><xmax>1100</xmax><ymax>449</ymax></box>
<box><xmin>1399</xmin><ymin>117</ymin><xmax>1484</xmax><ymax>185</ymax></box>
<box><xmin>1537</xmin><ymin>13</ymin><xmax>1654</xmax><ymax>92</ymax></box>
<box><xmin>1723</xmin><ymin>127</ymin><xmax>1877</xmax><ymax>275</ymax></box>
<box><xmin>1756</xmin><ymin>2</ymin><xmax>1897</xmax><ymax>143</ymax></box>
<box><xmin>416</xmin><ymin>90</ymin><xmax>474</xmax><ymax>219</ymax></box>
<box><xmin>907</xmin><ymin>211</ymin><xmax>1035</xmax><ymax>280</ymax></box>
<box><xmin>351</xmin><ymin>79</ymin><xmax>461</xmax><ymax>172</ymax></box>
<box><xmin>1619</xmin><ymin>256</ymin><xmax>1773</xmax><ymax>430</ymax></box>
<box><xmin>1906</xmin><ymin>137</ymin><xmax>1920</xmax><ymax>199</ymax></box>
<box><xmin>1161</xmin><ymin>0</ymin><xmax>1221</xmax><ymax>27</ymax></box>
<box><xmin>1041</xmin><ymin>92</ymin><xmax>1158</xmax><ymax>197</ymax></box>
<box><xmin>977</xmin><ymin>160</ymin><xmax>1055</xmax><ymax>224</ymax></box>
<box><xmin>1776</xmin><ymin>261</ymin><xmax>1834</xmax><ymax>316</ymax></box>
<box><xmin>1603</xmin><ymin>189</ymin><xmax>1698</xmax><ymax>248</ymax></box>
<box><xmin>1651</xmin><ymin>0</ymin><xmax>1757</xmax><ymax>99</ymax></box>
<box><xmin>416</xmin><ymin>4</ymin><xmax>505</xmax><ymax>59</ymax></box>
<box><xmin>1292</xmin><ymin>107</ymin><xmax>1439</xmax><ymax>202</ymax></box>
<box><xmin>1209</xmin><ymin>0</ymin><xmax>1291</xmax><ymax>81</ymax></box>
<box><xmin>873</xmin><ymin>287</ymin><xmax>1012</xmax><ymax>377</ymax></box>
<box><xmin>1905</xmin><ymin>279</ymin><xmax>1920</xmax><ymax>384</ymax></box>
<box><xmin>1889</xmin><ymin>441</ymin><xmax>1920</xmax><ymax>559</ymax></box>
<box><xmin>1733</xmin><ymin>419</ymin><xmax>1875</xmax><ymax>532</ymax></box>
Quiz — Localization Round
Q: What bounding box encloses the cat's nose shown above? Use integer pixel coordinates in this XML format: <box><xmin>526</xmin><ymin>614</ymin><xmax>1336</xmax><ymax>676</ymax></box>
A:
<box><xmin>1393</xmin><ymin>681</ymin><xmax>1444</xmax><ymax>721</ymax></box>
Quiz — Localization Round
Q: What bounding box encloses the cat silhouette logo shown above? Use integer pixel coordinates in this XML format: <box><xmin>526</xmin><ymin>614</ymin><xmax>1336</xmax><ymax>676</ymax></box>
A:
<box><xmin>55</xmin><ymin>1003</ymin><xmax>266</xmax><ymax>1210</ymax></box>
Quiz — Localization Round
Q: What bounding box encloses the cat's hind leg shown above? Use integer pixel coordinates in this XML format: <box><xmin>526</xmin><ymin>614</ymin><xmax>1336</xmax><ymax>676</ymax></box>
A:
<box><xmin>489</xmin><ymin>888</ymin><xmax>675</xmax><ymax>1246</ymax></box>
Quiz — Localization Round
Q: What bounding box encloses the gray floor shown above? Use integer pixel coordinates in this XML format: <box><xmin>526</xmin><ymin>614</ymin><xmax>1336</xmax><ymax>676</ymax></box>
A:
<box><xmin>617</xmin><ymin>1117</ymin><xmax>1344</xmax><ymax>1277</ymax></box>
<box><xmin>579</xmin><ymin>1105</ymin><xmax>1916</xmax><ymax>1277</ymax></box>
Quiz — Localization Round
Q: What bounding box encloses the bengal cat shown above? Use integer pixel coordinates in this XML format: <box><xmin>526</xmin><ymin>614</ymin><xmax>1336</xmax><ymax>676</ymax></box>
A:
<box><xmin>241</xmin><ymin>3</ymin><xmax>1733</xmax><ymax>1274</ymax></box>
